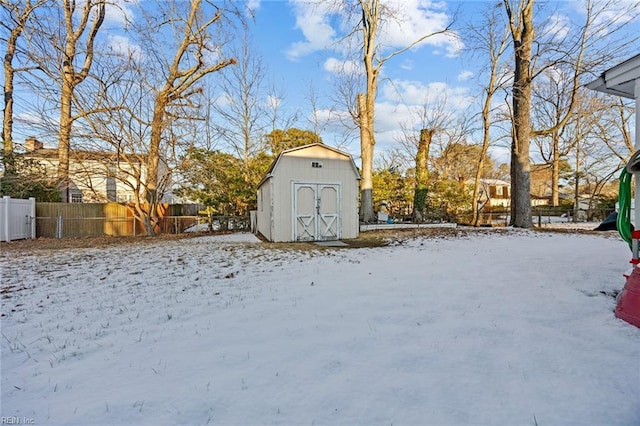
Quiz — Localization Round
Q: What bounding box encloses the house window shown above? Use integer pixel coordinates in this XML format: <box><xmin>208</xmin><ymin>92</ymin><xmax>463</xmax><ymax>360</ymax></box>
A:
<box><xmin>70</xmin><ymin>193</ymin><xmax>83</xmax><ymax>203</ymax></box>
<box><xmin>496</xmin><ymin>186</ymin><xmax>503</xmax><ymax>196</ymax></box>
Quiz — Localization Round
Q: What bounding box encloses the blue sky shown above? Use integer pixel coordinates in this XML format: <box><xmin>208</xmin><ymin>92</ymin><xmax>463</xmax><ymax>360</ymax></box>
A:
<box><xmin>8</xmin><ymin>0</ymin><xmax>639</xmax><ymax>167</ymax></box>
<box><xmin>238</xmin><ymin>0</ymin><xmax>640</xmax><ymax>165</ymax></box>
<box><xmin>245</xmin><ymin>0</ymin><xmax>481</xmax><ymax>158</ymax></box>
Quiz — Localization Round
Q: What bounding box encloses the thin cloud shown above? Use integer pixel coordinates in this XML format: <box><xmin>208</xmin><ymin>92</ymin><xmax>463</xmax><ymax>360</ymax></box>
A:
<box><xmin>107</xmin><ymin>35</ymin><xmax>142</xmax><ymax>61</ymax></box>
<box><xmin>323</xmin><ymin>57</ymin><xmax>363</xmax><ymax>75</ymax></box>
<box><xmin>540</xmin><ymin>13</ymin><xmax>571</xmax><ymax>42</ymax></box>
<box><xmin>380</xmin><ymin>79</ymin><xmax>473</xmax><ymax>111</ymax></box>
<box><xmin>286</xmin><ymin>0</ymin><xmax>460</xmax><ymax>60</ymax></box>
<box><xmin>376</xmin><ymin>0</ymin><xmax>459</xmax><ymax>54</ymax></box>
<box><xmin>457</xmin><ymin>70</ymin><xmax>473</xmax><ymax>81</ymax></box>
<box><xmin>400</xmin><ymin>59</ymin><xmax>414</xmax><ymax>70</ymax></box>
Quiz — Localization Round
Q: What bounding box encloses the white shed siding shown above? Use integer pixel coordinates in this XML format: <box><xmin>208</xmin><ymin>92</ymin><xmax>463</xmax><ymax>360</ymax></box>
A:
<box><xmin>257</xmin><ymin>144</ymin><xmax>360</xmax><ymax>242</ymax></box>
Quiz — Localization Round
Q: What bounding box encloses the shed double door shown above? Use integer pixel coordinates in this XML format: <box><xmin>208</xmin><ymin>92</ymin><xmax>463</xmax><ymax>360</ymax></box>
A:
<box><xmin>293</xmin><ymin>183</ymin><xmax>340</xmax><ymax>241</ymax></box>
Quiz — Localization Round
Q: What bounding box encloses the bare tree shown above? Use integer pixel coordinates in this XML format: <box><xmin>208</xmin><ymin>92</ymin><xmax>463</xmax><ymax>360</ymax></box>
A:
<box><xmin>55</xmin><ymin>0</ymin><xmax>106</xmax><ymax>202</ymax></box>
<box><xmin>264</xmin><ymin>82</ymin><xmax>298</xmax><ymax>139</ymax></box>
<box><xmin>504</xmin><ymin>0</ymin><xmax>534</xmax><ymax>228</ymax></box>
<box><xmin>592</xmin><ymin>97</ymin><xmax>634</xmax><ymax>163</ymax></box>
<box><xmin>1</xmin><ymin>0</ymin><xmax>46</xmax><ymax>176</ymax></box>
<box><xmin>212</xmin><ymin>28</ymin><xmax>266</xmax><ymax>169</ymax></box>
<box><xmin>71</xmin><ymin>0</ymin><xmax>238</xmax><ymax>235</ymax></box>
<box><xmin>327</xmin><ymin>0</ymin><xmax>456</xmax><ymax>222</ymax></box>
<box><xmin>530</xmin><ymin>0</ymin><xmax>638</xmax><ymax>207</ymax></box>
<box><xmin>304</xmin><ymin>82</ymin><xmax>322</xmax><ymax>137</ymax></box>
<box><xmin>465</xmin><ymin>4</ymin><xmax>510</xmax><ymax>225</ymax></box>
<box><xmin>142</xmin><ymin>0</ymin><xmax>237</xmax><ymax>235</ymax></box>
<box><xmin>531</xmin><ymin>67</ymin><xmax>577</xmax><ymax>206</ymax></box>
<box><xmin>504</xmin><ymin>0</ymin><xmax>639</xmax><ymax>224</ymax></box>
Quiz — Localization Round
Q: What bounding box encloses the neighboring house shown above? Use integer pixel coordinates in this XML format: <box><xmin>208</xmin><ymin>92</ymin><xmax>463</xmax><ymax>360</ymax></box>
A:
<box><xmin>478</xmin><ymin>179</ymin><xmax>510</xmax><ymax>208</ymax></box>
<box><xmin>256</xmin><ymin>143</ymin><xmax>360</xmax><ymax>242</ymax></box>
<box><xmin>477</xmin><ymin>178</ymin><xmax>559</xmax><ymax>208</ymax></box>
<box><xmin>20</xmin><ymin>137</ymin><xmax>167</xmax><ymax>203</ymax></box>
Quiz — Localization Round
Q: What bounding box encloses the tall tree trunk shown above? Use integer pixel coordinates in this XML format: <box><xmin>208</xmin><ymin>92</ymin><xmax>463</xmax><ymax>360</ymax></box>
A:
<box><xmin>57</xmin><ymin>0</ymin><xmax>106</xmax><ymax>202</ymax></box>
<box><xmin>141</xmin><ymin>0</ymin><xmax>235</xmax><ymax>235</ymax></box>
<box><xmin>2</xmin><ymin>16</ymin><xmax>18</xmax><ymax>183</ymax></box>
<box><xmin>144</xmin><ymin>95</ymin><xmax>167</xmax><ymax>235</ymax></box>
<box><xmin>551</xmin><ymin>132</ymin><xmax>560</xmax><ymax>206</ymax></box>
<box><xmin>413</xmin><ymin>128</ymin><xmax>432</xmax><ymax>222</ymax></box>
<box><xmin>58</xmin><ymin>65</ymin><xmax>74</xmax><ymax>202</ymax></box>
<box><xmin>506</xmin><ymin>0</ymin><xmax>534</xmax><ymax>228</ymax></box>
<box><xmin>353</xmin><ymin>0</ymin><xmax>451</xmax><ymax>223</ymax></box>
<box><xmin>358</xmin><ymin>93</ymin><xmax>375</xmax><ymax>222</ymax></box>
<box><xmin>473</xmin><ymin>64</ymin><xmax>501</xmax><ymax>226</ymax></box>
<box><xmin>357</xmin><ymin>0</ymin><xmax>380</xmax><ymax>224</ymax></box>
<box><xmin>469</xmin><ymin>5</ymin><xmax>509</xmax><ymax>227</ymax></box>
<box><xmin>3</xmin><ymin>0</ymin><xmax>41</xmax><ymax>190</ymax></box>
<box><xmin>472</xmin><ymin>109</ymin><xmax>492</xmax><ymax>226</ymax></box>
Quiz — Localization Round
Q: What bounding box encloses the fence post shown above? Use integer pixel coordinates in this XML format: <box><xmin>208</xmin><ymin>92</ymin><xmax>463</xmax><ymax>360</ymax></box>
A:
<box><xmin>56</xmin><ymin>215</ymin><xmax>63</xmax><ymax>239</ymax></box>
<box><xmin>1</xmin><ymin>196</ymin><xmax>9</xmax><ymax>242</ymax></box>
<box><xmin>29</xmin><ymin>197</ymin><xmax>36</xmax><ymax>239</ymax></box>
<box><xmin>24</xmin><ymin>215</ymin><xmax>31</xmax><ymax>239</ymax></box>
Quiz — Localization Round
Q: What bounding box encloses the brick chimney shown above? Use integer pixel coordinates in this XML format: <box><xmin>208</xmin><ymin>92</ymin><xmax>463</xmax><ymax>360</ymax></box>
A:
<box><xmin>25</xmin><ymin>137</ymin><xmax>43</xmax><ymax>152</ymax></box>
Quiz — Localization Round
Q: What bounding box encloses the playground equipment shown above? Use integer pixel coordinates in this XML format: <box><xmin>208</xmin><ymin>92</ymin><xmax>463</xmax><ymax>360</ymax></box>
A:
<box><xmin>615</xmin><ymin>164</ymin><xmax>640</xmax><ymax>328</ymax></box>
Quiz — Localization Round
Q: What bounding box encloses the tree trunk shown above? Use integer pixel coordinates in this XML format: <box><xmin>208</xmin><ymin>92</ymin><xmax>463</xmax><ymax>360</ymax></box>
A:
<box><xmin>473</xmin><ymin>74</ymin><xmax>498</xmax><ymax>226</ymax></box>
<box><xmin>2</xmin><ymin>25</ymin><xmax>17</xmax><ymax>186</ymax></box>
<box><xmin>3</xmin><ymin>0</ymin><xmax>40</xmax><ymax>182</ymax></box>
<box><xmin>413</xmin><ymin>128</ymin><xmax>432</xmax><ymax>222</ymax></box>
<box><xmin>507</xmin><ymin>0</ymin><xmax>534</xmax><ymax>228</ymax></box>
<box><xmin>144</xmin><ymin>96</ymin><xmax>166</xmax><ymax>236</ymax></box>
<box><xmin>551</xmin><ymin>132</ymin><xmax>560</xmax><ymax>206</ymax></box>
<box><xmin>57</xmin><ymin>0</ymin><xmax>106</xmax><ymax>202</ymax></box>
<box><xmin>358</xmin><ymin>93</ymin><xmax>376</xmax><ymax>222</ymax></box>
<box><xmin>58</xmin><ymin>73</ymin><xmax>74</xmax><ymax>202</ymax></box>
<box><xmin>3</xmin><ymin>38</ymin><xmax>16</xmax><ymax>161</ymax></box>
<box><xmin>139</xmin><ymin>0</ymin><xmax>235</xmax><ymax>235</ymax></box>
<box><xmin>472</xmin><ymin>121</ymin><xmax>490</xmax><ymax>226</ymax></box>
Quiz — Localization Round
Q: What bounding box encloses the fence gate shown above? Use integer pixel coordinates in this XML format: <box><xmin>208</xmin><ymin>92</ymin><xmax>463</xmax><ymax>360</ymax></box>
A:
<box><xmin>293</xmin><ymin>183</ymin><xmax>340</xmax><ymax>241</ymax></box>
<box><xmin>0</xmin><ymin>196</ymin><xmax>36</xmax><ymax>242</ymax></box>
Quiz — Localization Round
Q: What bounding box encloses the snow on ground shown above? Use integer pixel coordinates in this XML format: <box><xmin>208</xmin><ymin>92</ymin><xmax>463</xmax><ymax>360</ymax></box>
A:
<box><xmin>2</xmin><ymin>229</ymin><xmax>639</xmax><ymax>425</ymax></box>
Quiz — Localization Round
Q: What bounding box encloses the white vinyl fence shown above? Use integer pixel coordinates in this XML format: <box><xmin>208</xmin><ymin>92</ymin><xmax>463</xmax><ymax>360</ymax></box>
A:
<box><xmin>0</xmin><ymin>196</ymin><xmax>36</xmax><ymax>242</ymax></box>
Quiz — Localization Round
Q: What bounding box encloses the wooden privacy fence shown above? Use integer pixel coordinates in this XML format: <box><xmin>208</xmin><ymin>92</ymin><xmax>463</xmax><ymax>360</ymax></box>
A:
<box><xmin>1</xmin><ymin>196</ymin><xmax>36</xmax><ymax>242</ymax></box>
<box><xmin>35</xmin><ymin>203</ymin><xmax>205</xmax><ymax>238</ymax></box>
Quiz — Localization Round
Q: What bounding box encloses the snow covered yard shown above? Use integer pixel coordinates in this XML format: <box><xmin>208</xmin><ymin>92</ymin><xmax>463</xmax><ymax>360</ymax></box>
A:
<box><xmin>1</xmin><ymin>229</ymin><xmax>639</xmax><ymax>425</ymax></box>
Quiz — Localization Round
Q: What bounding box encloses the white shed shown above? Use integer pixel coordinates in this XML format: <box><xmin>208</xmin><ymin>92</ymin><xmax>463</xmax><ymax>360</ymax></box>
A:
<box><xmin>256</xmin><ymin>143</ymin><xmax>361</xmax><ymax>242</ymax></box>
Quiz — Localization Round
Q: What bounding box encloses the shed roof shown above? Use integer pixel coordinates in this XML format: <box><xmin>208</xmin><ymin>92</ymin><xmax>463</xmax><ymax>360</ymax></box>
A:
<box><xmin>586</xmin><ymin>53</ymin><xmax>640</xmax><ymax>98</ymax></box>
<box><xmin>258</xmin><ymin>143</ymin><xmax>361</xmax><ymax>188</ymax></box>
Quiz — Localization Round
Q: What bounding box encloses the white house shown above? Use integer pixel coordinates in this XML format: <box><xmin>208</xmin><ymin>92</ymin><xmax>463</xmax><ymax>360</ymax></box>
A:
<box><xmin>20</xmin><ymin>137</ymin><xmax>168</xmax><ymax>203</ymax></box>
<box><xmin>478</xmin><ymin>179</ymin><xmax>510</xmax><ymax>208</ymax></box>
<box><xmin>256</xmin><ymin>143</ymin><xmax>360</xmax><ymax>242</ymax></box>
